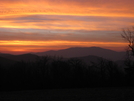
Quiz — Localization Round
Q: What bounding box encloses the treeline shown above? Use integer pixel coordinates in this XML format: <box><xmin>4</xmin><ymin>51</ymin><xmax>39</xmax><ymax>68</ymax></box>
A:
<box><xmin>0</xmin><ymin>56</ymin><xmax>133</xmax><ymax>91</ymax></box>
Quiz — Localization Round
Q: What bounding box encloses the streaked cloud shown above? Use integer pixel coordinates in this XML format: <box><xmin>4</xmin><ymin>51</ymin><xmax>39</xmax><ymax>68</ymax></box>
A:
<box><xmin>0</xmin><ymin>15</ymin><xmax>133</xmax><ymax>30</ymax></box>
<box><xmin>0</xmin><ymin>0</ymin><xmax>133</xmax><ymax>53</ymax></box>
<box><xmin>0</xmin><ymin>0</ymin><xmax>133</xmax><ymax>17</ymax></box>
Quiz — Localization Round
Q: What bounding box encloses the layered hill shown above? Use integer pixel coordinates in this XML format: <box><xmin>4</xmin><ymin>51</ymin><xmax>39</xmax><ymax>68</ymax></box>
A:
<box><xmin>35</xmin><ymin>47</ymin><xmax>126</xmax><ymax>61</ymax></box>
<box><xmin>0</xmin><ymin>53</ymin><xmax>39</xmax><ymax>62</ymax></box>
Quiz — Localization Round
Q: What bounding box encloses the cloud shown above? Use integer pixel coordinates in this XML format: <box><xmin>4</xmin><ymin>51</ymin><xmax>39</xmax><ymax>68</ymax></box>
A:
<box><xmin>0</xmin><ymin>14</ymin><xmax>133</xmax><ymax>43</ymax></box>
<box><xmin>0</xmin><ymin>15</ymin><xmax>133</xmax><ymax>32</ymax></box>
<box><xmin>0</xmin><ymin>28</ymin><xmax>123</xmax><ymax>43</ymax></box>
<box><xmin>0</xmin><ymin>0</ymin><xmax>133</xmax><ymax>17</ymax></box>
<box><xmin>0</xmin><ymin>0</ymin><xmax>133</xmax><ymax>53</ymax></box>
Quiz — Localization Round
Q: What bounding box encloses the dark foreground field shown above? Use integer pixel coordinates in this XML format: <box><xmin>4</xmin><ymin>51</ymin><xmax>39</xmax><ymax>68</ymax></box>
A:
<box><xmin>0</xmin><ymin>87</ymin><xmax>134</xmax><ymax>101</ymax></box>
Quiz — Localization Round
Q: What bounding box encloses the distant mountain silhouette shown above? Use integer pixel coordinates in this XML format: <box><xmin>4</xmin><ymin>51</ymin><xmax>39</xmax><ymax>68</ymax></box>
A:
<box><xmin>35</xmin><ymin>47</ymin><xmax>126</xmax><ymax>61</ymax></box>
<box><xmin>0</xmin><ymin>53</ymin><xmax>39</xmax><ymax>62</ymax></box>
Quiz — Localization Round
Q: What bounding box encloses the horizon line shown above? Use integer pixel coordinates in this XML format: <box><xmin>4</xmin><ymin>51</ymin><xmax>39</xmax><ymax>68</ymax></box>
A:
<box><xmin>0</xmin><ymin>46</ymin><xmax>126</xmax><ymax>55</ymax></box>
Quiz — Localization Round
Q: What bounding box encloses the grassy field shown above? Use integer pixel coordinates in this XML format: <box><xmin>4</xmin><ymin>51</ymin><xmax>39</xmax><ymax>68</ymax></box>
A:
<box><xmin>0</xmin><ymin>87</ymin><xmax>134</xmax><ymax>101</ymax></box>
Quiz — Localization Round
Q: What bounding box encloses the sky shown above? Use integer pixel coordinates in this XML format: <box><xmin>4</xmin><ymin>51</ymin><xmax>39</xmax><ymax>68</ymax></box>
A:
<box><xmin>0</xmin><ymin>0</ymin><xmax>134</xmax><ymax>54</ymax></box>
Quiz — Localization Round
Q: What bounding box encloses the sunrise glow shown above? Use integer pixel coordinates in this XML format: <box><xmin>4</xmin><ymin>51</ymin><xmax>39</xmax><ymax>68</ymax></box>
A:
<box><xmin>0</xmin><ymin>0</ymin><xmax>133</xmax><ymax>54</ymax></box>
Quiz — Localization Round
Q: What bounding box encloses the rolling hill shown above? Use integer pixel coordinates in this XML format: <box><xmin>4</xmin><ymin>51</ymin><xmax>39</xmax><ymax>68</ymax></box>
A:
<box><xmin>35</xmin><ymin>47</ymin><xmax>126</xmax><ymax>61</ymax></box>
<box><xmin>0</xmin><ymin>56</ymin><xmax>16</xmax><ymax>68</ymax></box>
<box><xmin>0</xmin><ymin>53</ymin><xmax>39</xmax><ymax>62</ymax></box>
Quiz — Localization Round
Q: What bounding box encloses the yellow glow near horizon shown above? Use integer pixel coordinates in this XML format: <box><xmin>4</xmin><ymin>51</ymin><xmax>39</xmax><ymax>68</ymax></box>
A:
<box><xmin>0</xmin><ymin>40</ymin><xmax>127</xmax><ymax>46</ymax></box>
<box><xmin>0</xmin><ymin>40</ymin><xmax>127</xmax><ymax>54</ymax></box>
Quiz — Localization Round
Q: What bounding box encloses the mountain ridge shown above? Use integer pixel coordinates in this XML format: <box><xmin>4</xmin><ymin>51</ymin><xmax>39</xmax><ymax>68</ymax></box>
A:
<box><xmin>0</xmin><ymin>47</ymin><xmax>126</xmax><ymax>62</ymax></box>
<box><xmin>34</xmin><ymin>47</ymin><xmax>126</xmax><ymax>61</ymax></box>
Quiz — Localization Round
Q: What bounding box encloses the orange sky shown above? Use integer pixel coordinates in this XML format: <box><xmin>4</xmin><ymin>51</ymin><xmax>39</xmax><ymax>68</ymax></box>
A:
<box><xmin>0</xmin><ymin>0</ymin><xmax>134</xmax><ymax>54</ymax></box>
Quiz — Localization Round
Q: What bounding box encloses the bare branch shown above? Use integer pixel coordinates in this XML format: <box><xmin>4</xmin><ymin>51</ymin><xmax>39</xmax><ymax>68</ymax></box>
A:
<box><xmin>122</xmin><ymin>27</ymin><xmax>134</xmax><ymax>56</ymax></box>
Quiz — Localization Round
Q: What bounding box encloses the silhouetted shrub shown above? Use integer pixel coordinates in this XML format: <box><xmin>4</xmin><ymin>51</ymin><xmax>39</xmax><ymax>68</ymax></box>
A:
<box><xmin>0</xmin><ymin>56</ymin><xmax>129</xmax><ymax>91</ymax></box>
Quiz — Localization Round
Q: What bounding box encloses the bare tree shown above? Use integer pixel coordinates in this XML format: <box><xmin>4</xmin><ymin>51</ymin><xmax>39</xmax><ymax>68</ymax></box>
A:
<box><xmin>121</xmin><ymin>27</ymin><xmax>134</xmax><ymax>67</ymax></box>
<box><xmin>122</xmin><ymin>27</ymin><xmax>134</xmax><ymax>81</ymax></box>
<box><xmin>122</xmin><ymin>27</ymin><xmax>134</xmax><ymax>56</ymax></box>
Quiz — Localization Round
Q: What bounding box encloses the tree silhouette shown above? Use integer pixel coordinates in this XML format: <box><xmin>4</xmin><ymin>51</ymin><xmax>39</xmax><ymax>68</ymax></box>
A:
<box><xmin>122</xmin><ymin>27</ymin><xmax>134</xmax><ymax>56</ymax></box>
<box><xmin>122</xmin><ymin>27</ymin><xmax>134</xmax><ymax>85</ymax></box>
